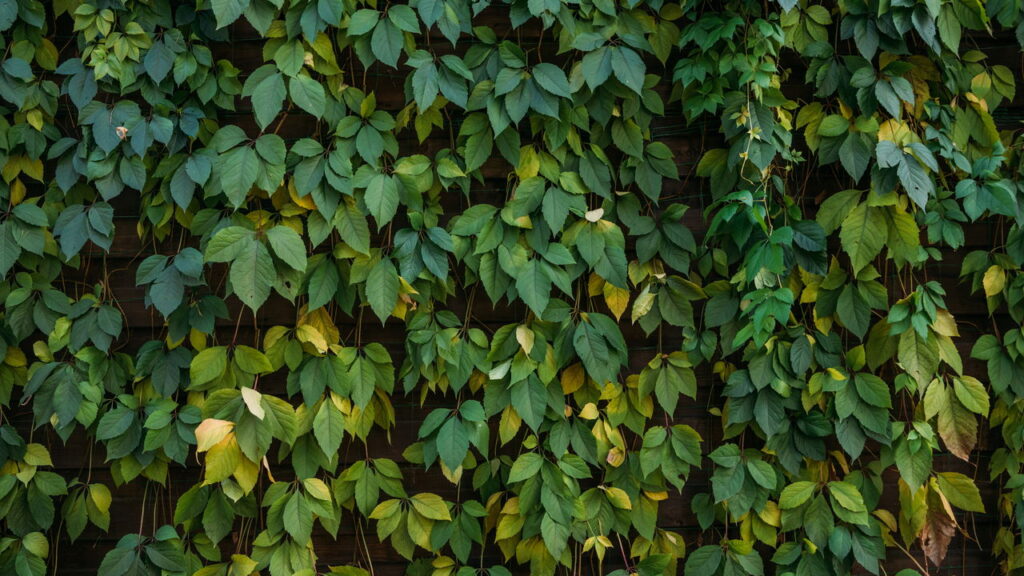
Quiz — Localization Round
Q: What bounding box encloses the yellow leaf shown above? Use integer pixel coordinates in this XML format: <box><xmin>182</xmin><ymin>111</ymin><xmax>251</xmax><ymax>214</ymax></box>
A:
<box><xmin>877</xmin><ymin>119</ymin><xmax>915</xmax><ymax>145</ymax></box>
<box><xmin>9</xmin><ymin>179</ymin><xmax>25</xmax><ymax>204</ymax></box>
<box><xmin>604</xmin><ymin>486</ymin><xmax>632</xmax><ymax>510</ymax></box>
<box><xmin>587</xmin><ymin>272</ymin><xmax>604</xmax><ymax>297</ymax></box>
<box><xmin>983</xmin><ymin>265</ymin><xmax>1006</xmax><ymax>297</ymax></box>
<box><xmin>932</xmin><ymin>309</ymin><xmax>960</xmax><ymax>338</ymax></box>
<box><xmin>498</xmin><ymin>406</ymin><xmax>521</xmax><ymax>445</ymax></box>
<box><xmin>826</xmin><ymin>367</ymin><xmax>847</xmax><ymax>381</ymax></box>
<box><xmin>195</xmin><ymin>419</ymin><xmax>235</xmax><ymax>452</ymax></box>
<box><xmin>233</xmin><ymin>454</ymin><xmax>259</xmax><ymax>494</ymax></box>
<box><xmin>295</xmin><ymin>324</ymin><xmax>329</xmax><ymax>353</ymax></box>
<box><xmin>605</xmin><ymin>447</ymin><xmax>625</xmax><ymax>467</ymax></box>
<box><xmin>303</xmin><ymin>478</ymin><xmax>332</xmax><ymax>501</ymax></box>
<box><xmin>3</xmin><ymin>346</ymin><xmax>26</xmax><ymax>367</ymax></box>
<box><xmin>758</xmin><ymin>501</ymin><xmax>781</xmax><ymax>526</ymax></box>
<box><xmin>21</xmin><ymin>157</ymin><xmax>44</xmax><ymax>181</ymax></box>
<box><xmin>89</xmin><ymin>483</ymin><xmax>112</xmax><ymax>514</ymax></box>
<box><xmin>26</xmin><ymin>109</ymin><xmax>44</xmax><ymax>131</ymax></box>
<box><xmin>516</xmin><ymin>146</ymin><xmax>540</xmax><ymax>178</ymax></box>
<box><xmin>603</xmin><ymin>283</ymin><xmax>629</xmax><ymax>321</ymax></box>
<box><xmin>578</xmin><ymin>403</ymin><xmax>600</xmax><ymax>420</ymax></box>
<box><xmin>23</xmin><ymin>444</ymin><xmax>52</xmax><ymax>467</ymax></box>
<box><xmin>561</xmin><ymin>364</ymin><xmax>585</xmax><ymax>395</ymax></box>
<box><xmin>297</xmin><ymin>306</ymin><xmax>340</xmax><ymax>347</ymax></box>
<box><xmin>410</xmin><ymin>492</ymin><xmax>451</xmax><ymax>521</ymax></box>
<box><xmin>288</xmin><ymin>179</ymin><xmax>317</xmax><ymax>210</ymax></box>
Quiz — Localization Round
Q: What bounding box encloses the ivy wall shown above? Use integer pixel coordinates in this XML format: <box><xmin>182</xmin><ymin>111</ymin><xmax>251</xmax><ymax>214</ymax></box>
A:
<box><xmin>0</xmin><ymin>0</ymin><xmax>1022</xmax><ymax>575</ymax></box>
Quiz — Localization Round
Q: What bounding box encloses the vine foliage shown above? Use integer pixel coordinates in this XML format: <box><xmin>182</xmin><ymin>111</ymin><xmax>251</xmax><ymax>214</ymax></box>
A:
<box><xmin>0</xmin><ymin>0</ymin><xmax>1022</xmax><ymax>575</ymax></box>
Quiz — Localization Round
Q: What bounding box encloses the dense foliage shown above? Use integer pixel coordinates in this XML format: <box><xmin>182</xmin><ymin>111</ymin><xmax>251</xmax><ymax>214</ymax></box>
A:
<box><xmin>0</xmin><ymin>0</ymin><xmax>1022</xmax><ymax>574</ymax></box>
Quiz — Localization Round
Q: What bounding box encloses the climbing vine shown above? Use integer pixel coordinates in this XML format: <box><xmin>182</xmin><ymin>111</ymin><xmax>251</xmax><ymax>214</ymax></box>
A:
<box><xmin>0</xmin><ymin>0</ymin><xmax>1021</xmax><ymax>575</ymax></box>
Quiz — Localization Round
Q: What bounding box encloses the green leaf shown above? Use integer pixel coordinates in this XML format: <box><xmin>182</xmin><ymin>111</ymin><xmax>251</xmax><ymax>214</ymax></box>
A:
<box><xmin>307</xmin><ymin>260</ymin><xmax>339</xmax><ymax>310</ymax></box>
<box><xmin>283</xmin><ymin>492</ymin><xmax>313</xmax><ymax>542</ymax></box>
<box><xmin>508</xmin><ymin>453</ymin><xmax>543</xmax><ymax>483</ymax></box>
<box><xmin>935</xmin><ymin>472</ymin><xmax>984</xmax><ymax>513</ymax></box>
<box><xmin>366</xmin><ymin>258</ymin><xmax>399</xmax><ymax>323</ymax></box>
<box><xmin>839</xmin><ymin>202</ymin><xmax>886</xmax><ymax>273</ymax></box>
<box><xmin>334</xmin><ymin>199</ymin><xmax>371</xmax><ymax>254</ymax></box>
<box><xmin>684</xmin><ymin>546</ymin><xmax>723</xmax><ymax>576</ymax></box>
<box><xmin>746</xmin><ymin>459</ymin><xmax>776</xmax><ymax>489</ymax></box>
<box><xmin>364</xmin><ymin>174</ymin><xmax>399</xmax><ymax>227</ymax></box>
<box><xmin>266</xmin><ymin>226</ymin><xmax>308</xmax><ymax>272</ymax></box>
<box><xmin>610</xmin><ymin>46</ymin><xmax>644</xmax><ymax>94</ymax></box>
<box><xmin>511</xmin><ymin>377</ymin><xmax>547</xmax><ymax>431</ymax></box>
<box><xmin>348</xmin><ymin>10</ymin><xmax>380</xmax><ymax>35</ymax></box>
<box><xmin>220</xmin><ymin>147</ymin><xmax>260</xmax><ymax>208</ymax></box>
<box><xmin>211</xmin><ymin>0</ymin><xmax>250</xmax><ymax>28</ymax></box>
<box><xmin>573</xmin><ymin>319</ymin><xmax>615</xmax><ymax>385</ymax></box>
<box><xmin>895</xmin><ymin>434</ymin><xmax>932</xmax><ymax>492</ymax></box>
<box><xmin>370</xmin><ymin>20</ymin><xmax>403</xmax><ymax>67</ymax></box>
<box><xmin>251</xmin><ymin>71</ymin><xmax>287</xmax><ymax>130</ymax></box>
<box><xmin>854</xmin><ymin>373</ymin><xmax>891</xmax><ymax>408</ymax></box>
<box><xmin>436</xmin><ymin>417</ymin><xmax>469</xmax><ymax>470</ymax></box>
<box><xmin>234</xmin><ymin>345</ymin><xmax>272</xmax><ymax>374</ymax></box>
<box><xmin>952</xmin><ymin>376</ymin><xmax>989</xmax><ymax>415</ymax></box>
<box><xmin>898</xmin><ymin>330</ymin><xmax>939</xmax><ymax>390</ymax></box>
<box><xmin>190</xmin><ymin>347</ymin><xmax>227</xmax><ymax>388</ymax></box>
<box><xmin>313</xmin><ymin>400</ymin><xmax>345</xmax><ymax>455</ymax></box>
<box><xmin>515</xmin><ymin>260</ymin><xmax>550</xmax><ymax>317</ymax></box>
<box><xmin>779</xmin><ymin>481</ymin><xmax>817</xmax><ymax>509</ymax></box>
<box><xmin>817</xmin><ymin>115</ymin><xmax>849</xmax><ymax>137</ymax></box>
<box><xmin>540</xmin><ymin>514</ymin><xmax>570</xmax><ymax>560</ymax></box>
<box><xmin>230</xmin><ymin>240</ymin><xmax>276</xmax><ymax>310</ymax></box>
<box><xmin>274</xmin><ymin>40</ymin><xmax>305</xmax><ymax>76</ymax></box>
<box><xmin>290</xmin><ymin>75</ymin><xmax>326</xmax><ymax>118</ymax></box>
<box><xmin>532</xmin><ymin>63</ymin><xmax>571</xmax><ymax>98</ymax></box>
<box><xmin>144</xmin><ymin>41</ymin><xmax>174</xmax><ymax>83</ymax></box>
<box><xmin>839</xmin><ymin>132</ymin><xmax>870</xmax><ymax>182</ymax></box>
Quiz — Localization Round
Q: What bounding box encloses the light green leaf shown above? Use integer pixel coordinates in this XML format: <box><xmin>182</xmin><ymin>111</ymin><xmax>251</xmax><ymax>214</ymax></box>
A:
<box><xmin>779</xmin><ymin>481</ymin><xmax>817</xmax><ymax>509</ymax></box>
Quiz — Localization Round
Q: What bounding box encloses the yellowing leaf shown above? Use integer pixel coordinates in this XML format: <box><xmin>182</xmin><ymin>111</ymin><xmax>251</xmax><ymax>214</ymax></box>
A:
<box><xmin>604</xmin><ymin>486</ymin><xmax>632</xmax><ymax>510</ymax></box>
<box><xmin>23</xmin><ymin>444</ymin><xmax>52</xmax><ymax>467</ymax></box>
<box><xmin>195</xmin><ymin>419</ymin><xmax>235</xmax><ymax>452</ymax></box>
<box><xmin>983</xmin><ymin>265</ymin><xmax>1006</xmax><ymax>297</ymax></box>
<box><xmin>204</xmin><ymin>434</ymin><xmax>241</xmax><ymax>485</ymax></box>
<box><xmin>296</xmin><ymin>324</ymin><xmax>329</xmax><ymax>353</ymax></box>
<box><xmin>409</xmin><ymin>493</ymin><xmax>451</xmax><ymax>521</ymax></box>
<box><xmin>233</xmin><ymin>454</ymin><xmax>259</xmax><ymax>494</ymax></box>
<box><xmin>241</xmin><ymin>387</ymin><xmax>266</xmax><ymax>420</ymax></box>
<box><xmin>515</xmin><ymin>325</ymin><xmax>535</xmax><ymax>354</ymax></box>
<box><xmin>603</xmin><ymin>283</ymin><xmax>629</xmax><ymax>321</ymax></box>
<box><xmin>932</xmin><ymin>309</ymin><xmax>959</xmax><ymax>338</ymax></box>
<box><xmin>89</xmin><ymin>484</ymin><xmax>112</xmax><ymax>514</ymax></box>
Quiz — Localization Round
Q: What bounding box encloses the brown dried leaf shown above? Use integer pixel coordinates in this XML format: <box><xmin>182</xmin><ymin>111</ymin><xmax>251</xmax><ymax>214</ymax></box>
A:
<box><xmin>920</xmin><ymin>486</ymin><xmax>957</xmax><ymax>567</ymax></box>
